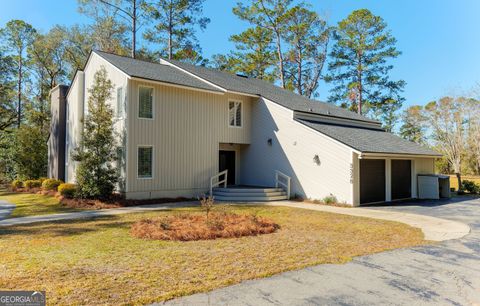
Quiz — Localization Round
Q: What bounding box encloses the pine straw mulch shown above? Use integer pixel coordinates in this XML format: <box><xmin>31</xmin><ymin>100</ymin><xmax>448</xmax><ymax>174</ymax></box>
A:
<box><xmin>131</xmin><ymin>212</ymin><xmax>280</xmax><ymax>241</ymax></box>
<box><xmin>59</xmin><ymin>196</ymin><xmax>194</xmax><ymax>210</ymax></box>
<box><xmin>10</xmin><ymin>187</ymin><xmax>193</xmax><ymax>210</ymax></box>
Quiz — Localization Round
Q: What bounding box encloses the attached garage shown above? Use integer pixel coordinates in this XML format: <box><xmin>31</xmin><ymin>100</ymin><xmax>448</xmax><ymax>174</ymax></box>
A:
<box><xmin>295</xmin><ymin>119</ymin><xmax>442</xmax><ymax>206</ymax></box>
<box><xmin>360</xmin><ymin>159</ymin><xmax>386</xmax><ymax>204</ymax></box>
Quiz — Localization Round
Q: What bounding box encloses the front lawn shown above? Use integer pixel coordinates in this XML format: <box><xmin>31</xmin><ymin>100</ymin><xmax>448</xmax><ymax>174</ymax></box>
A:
<box><xmin>449</xmin><ymin>175</ymin><xmax>480</xmax><ymax>191</ymax></box>
<box><xmin>0</xmin><ymin>205</ymin><xmax>426</xmax><ymax>305</ymax></box>
<box><xmin>0</xmin><ymin>188</ymin><xmax>77</xmax><ymax>218</ymax></box>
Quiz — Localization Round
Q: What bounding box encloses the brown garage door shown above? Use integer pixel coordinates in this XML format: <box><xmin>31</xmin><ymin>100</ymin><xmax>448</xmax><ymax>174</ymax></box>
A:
<box><xmin>391</xmin><ymin>160</ymin><xmax>412</xmax><ymax>200</ymax></box>
<box><xmin>360</xmin><ymin>159</ymin><xmax>386</xmax><ymax>204</ymax></box>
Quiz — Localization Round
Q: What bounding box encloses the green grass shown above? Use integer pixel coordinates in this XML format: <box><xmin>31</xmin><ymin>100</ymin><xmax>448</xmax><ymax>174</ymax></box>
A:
<box><xmin>0</xmin><ymin>189</ymin><xmax>77</xmax><ymax>218</ymax></box>
<box><xmin>0</xmin><ymin>205</ymin><xmax>427</xmax><ymax>305</ymax></box>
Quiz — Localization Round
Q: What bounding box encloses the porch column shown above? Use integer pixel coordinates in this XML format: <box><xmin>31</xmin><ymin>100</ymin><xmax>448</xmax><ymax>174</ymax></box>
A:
<box><xmin>385</xmin><ymin>158</ymin><xmax>392</xmax><ymax>202</ymax></box>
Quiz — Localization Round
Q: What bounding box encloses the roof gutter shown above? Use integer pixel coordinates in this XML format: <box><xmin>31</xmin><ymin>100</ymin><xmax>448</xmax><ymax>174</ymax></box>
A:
<box><xmin>358</xmin><ymin>152</ymin><xmax>442</xmax><ymax>159</ymax></box>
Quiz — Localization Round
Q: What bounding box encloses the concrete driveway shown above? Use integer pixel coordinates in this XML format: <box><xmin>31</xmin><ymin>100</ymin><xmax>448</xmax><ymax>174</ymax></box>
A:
<box><xmin>165</xmin><ymin>196</ymin><xmax>480</xmax><ymax>305</ymax></box>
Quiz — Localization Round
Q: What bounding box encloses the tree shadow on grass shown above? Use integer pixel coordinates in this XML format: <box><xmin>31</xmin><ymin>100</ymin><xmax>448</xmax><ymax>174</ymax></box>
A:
<box><xmin>0</xmin><ymin>209</ymin><xmax>181</xmax><ymax>237</ymax></box>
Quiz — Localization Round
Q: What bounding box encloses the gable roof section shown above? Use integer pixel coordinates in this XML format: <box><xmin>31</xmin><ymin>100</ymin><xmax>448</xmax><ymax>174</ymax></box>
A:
<box><xmin>297</xmin><ymin>119</ymin><xmax>441</xmax><ymax>156</ymax></box>
<box><xmin>94</xmin><ymin>51</ymin><xmax>223</xmax><ymax>93</ymax></box>
<box><xmin>95</xmin><ymin>50</ymin><xmax>378</xmax><ymax>123</ymax></box>
<box><xmin>163</xmin><ymin>58</ymin><xmax>378</xmax><ymax>123</ymax></box>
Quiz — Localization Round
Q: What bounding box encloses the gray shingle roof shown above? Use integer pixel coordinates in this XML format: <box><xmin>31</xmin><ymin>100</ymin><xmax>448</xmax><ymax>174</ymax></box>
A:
<box><xmin>165</xmin><ymin>58</ymin><xmax>378</xmax><ymax>123</ymax></box>
<box><xmin>297</xmin><ymin>119</ymin><xmax>441</xmax><ymax>156</ymax></box>
<box><xmin>94</xmin><ymin>51</ymin><xmax>223</xmax><ymax>93</ymax></box>
<box><xmin>96</xmin><ymin>51</ymin><xmax>378</xmax><ymax>123</ymax></box>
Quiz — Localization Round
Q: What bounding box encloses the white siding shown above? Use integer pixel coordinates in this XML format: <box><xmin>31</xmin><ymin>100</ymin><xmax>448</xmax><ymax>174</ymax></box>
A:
<box><xmin>65</xmin><ymin>53</ymin><xmax>129</xmax><ymax>189</ymax></box>
<box><xmin>65</xmin><ymin>71</ymin><xmax>84</xmax><ymax>183</ymax></box>
<box><xmin>126</xmin><ymin>79</ymin><xmax>252</xmax><ymax>199</ymax></box>
<box><xmin>241</xmin><ymin>97</ymin><xmax>355</xmax><ymax>204</ymax></box>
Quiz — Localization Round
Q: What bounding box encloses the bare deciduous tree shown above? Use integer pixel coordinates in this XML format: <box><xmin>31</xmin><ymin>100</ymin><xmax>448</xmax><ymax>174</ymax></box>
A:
<box><xmin>424</xmin><ymin>97</ymin><xmax>468</xmax><ymax>190</ymax></box>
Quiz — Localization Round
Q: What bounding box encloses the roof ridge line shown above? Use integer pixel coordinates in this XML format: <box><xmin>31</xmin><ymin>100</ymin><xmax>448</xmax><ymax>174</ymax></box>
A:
<box><xmin>159</xmin><ymin>59</ymin><xmax>228</xmax><ymax>93</ymax></box>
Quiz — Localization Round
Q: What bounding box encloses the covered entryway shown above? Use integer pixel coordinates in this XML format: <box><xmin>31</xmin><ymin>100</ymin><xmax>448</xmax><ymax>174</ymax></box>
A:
<box><xmin>219</xmin><ymin>150</ymin><xmax>236</xmax><ymax>185</ymax></box>
<box><xmin>391</xmin><ymin>159</ymin><xmax>412</xmax><ymax>200</ymax></box>
<box><xmin>360</xmin><ymin>159</ymin><xmax>386</xmax><ymax>204</ymax></box>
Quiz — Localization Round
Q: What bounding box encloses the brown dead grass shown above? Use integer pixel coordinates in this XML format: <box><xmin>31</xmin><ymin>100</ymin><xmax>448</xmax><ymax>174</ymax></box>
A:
<box><xmin>131</xmin><ymin>212</ymin><xmax>279</xmax><ymax>241</ymax></box>
<box><xmin>0</xmin><ymin>205</ymin><xmax>427</xmax><ymax>305</ymax></box>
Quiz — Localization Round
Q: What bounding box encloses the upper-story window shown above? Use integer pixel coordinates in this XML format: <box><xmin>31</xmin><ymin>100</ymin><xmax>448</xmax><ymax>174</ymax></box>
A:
<box><xmin>229</xmin><ymin>100</ymin><xmax>242</xmax><ymax>127</ymax></box>
<box><xmin>116</xmin><ymin>87</ymin><xmax>124</xmax><ymax>118</ymax></box>
<box><xmin>139</xmin><ymin>86</ymin><xmax>154</xmax><ymax>119</ymax></box>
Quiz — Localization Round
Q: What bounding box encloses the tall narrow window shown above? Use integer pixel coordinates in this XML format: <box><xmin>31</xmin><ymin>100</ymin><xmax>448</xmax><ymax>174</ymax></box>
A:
<box><xmin>229</xmin><ymin>101</ymin><xmax>242</xmax><ymax>127</ymax></box>
<box><xmin>138</xmin><ymin>146</ymin><xmax>153</xmax><ymax>178</ymax></box>
<box><xmin>116</xmin><ymin>146</ymin><xmax>124</xmax><ymax>177</ymax></box>
<box><xmin>116</xmin><ymin>87</ymin><xmax>124</xmax><ymax>118</ymax></box>
<box><xmin>139</xmin><ymin>86</ymin><xmax>153</xmax><ymax>119</ymax></box>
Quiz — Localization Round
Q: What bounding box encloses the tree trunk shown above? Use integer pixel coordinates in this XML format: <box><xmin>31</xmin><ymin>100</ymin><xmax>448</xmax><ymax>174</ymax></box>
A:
<box><xmin>17</xmin><ymin>56</ymin><xmax>23</xmax><ymax>128</ymax></box>
<box><xmin>274</xmin><ymin>31</ymin><xmax>285</xmax><ymax>88</ymax></box>
<box><xmin>168</xmin><ymin>0</ymin><xmax>173</xmax><ymax>60</ymax></box>
<box><xmin>297</xmin><ymin>45</ymin><xmax>302</xmax><ymax>95</ymax></box>
<box><xmin>168</xmin><ymin>30</ymin><xmax>172</xmax><ymax>60</ymax></box>
<box><xmin>132</xmin><ymin>0</ymin><xmax>136</xmax><ymax>58</ymax></box>
<box><xmin>357</xmin><ymin>54</ymin><xmax>362</xmax><ymax>115</ymax></box>
<box><xmin>456</xmin><ymin>172</ymin><xmax>462</xmax><ymax>191</ymax></box>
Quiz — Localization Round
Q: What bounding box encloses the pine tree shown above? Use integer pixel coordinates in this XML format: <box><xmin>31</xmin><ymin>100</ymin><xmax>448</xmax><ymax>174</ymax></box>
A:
<box><xmin>327</xmin><ymin>9</ymin><xmax>405</xmax><ymax>129</ymax></box>
<box><xmin>143</xmin><ymin>0</ymin><xmax>210</xmax><ymax>62</ymax></box>
<box><xmin>211</xmin><ymin>27</ymin><xmax>276</xmax><ymax>81</ymax></box>
<box><xmin>72</xmin><ymin>67</ymin><xmax>118</xmax><ymax>199</ymax></box>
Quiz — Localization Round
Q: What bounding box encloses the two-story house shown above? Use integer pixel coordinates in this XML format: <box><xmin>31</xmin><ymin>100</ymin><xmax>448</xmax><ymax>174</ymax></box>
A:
<box><xmin>48</xmin><ymin>50</ymin><xmax>441</xmax><ymax>205</ymax></box>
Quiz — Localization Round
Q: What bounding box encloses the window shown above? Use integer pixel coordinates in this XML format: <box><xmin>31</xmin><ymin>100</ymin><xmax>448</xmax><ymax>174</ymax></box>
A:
<box><xmin>116</xmin><ymin>146</ymin><xmax>124</xmax><ymax>177</ymax></box>
<box><xmin>138</xmin><ymin>146</ymin><xmax>153</xmax><ymax>178</ymax></box>
<box><xmin>138</xmin><ymin>86</ymin><xmax>153</xmax><ymax>119</ymax></box>
<box><xmin>229</xmin><ymin>101</ymin><xmax>242</xmax><ymax>127</ymax></box>
<box><xmin>116</xmin><ymin>87</ymin><xmax>124</xmax><ymax>118</ymax></box>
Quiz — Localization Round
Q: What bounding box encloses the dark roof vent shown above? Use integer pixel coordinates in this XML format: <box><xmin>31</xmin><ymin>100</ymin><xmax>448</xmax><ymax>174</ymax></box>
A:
<box><xmin>236</xmin><ymin>73</ymin><xmax>248</xmax><ymax>78</ymax></box>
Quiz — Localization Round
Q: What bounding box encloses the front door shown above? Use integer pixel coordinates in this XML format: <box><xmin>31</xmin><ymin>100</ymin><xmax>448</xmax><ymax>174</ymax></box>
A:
<box><xmin>219</xmin><ymin>150</ymin><xmax>235</xmax><ymax>185</ymax></box>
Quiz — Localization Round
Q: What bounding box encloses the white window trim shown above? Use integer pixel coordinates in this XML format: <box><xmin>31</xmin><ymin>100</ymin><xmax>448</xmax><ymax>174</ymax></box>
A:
<box><xmin>116</xmin><ymin>86</ymin><xmax>125</xmax><ymax>119</ymax></box>
<box><xmin>138</xmin><ymin>85</ymin><xmax>155</xmax><ymax>120</ymax></box>
<box><xmin>137</xmin><ymin>145</ymin><xmax>154</xmax><ymax>179</ymax></box>
<box><xmin>228</xmin><ymin>99</ymin><xmax>243</xmax><ymax>128</ymax></box>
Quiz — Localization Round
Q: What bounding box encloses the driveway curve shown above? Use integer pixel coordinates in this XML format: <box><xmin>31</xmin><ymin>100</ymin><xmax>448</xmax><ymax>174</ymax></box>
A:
<box><xmin>164</xmin><ymin>196</ymin><xmax>480</xmax><ymax>306</ymax></box>
<box><xmin>267</xmin><ymin>201</ymin><xmax>470</xmax><ymax>241</ymax></box>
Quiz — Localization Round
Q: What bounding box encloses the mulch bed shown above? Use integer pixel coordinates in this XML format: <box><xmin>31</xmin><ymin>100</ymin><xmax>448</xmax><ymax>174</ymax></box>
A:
<box><xmin>59</xmin><ymin>196</ymin><xmax>194</xmax><ymax>209</ymax></box>
<box><xmin>131</xmin><ymin>212</ymin><xmax>280</xmax><ymax>241</ymax></box>
<box><xmin>8</xmin><ymin>187</ymin><xmax>194</xmax><ymax>210</ymax></box>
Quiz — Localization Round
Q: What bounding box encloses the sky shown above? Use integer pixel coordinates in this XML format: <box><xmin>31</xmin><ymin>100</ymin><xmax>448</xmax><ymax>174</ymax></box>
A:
<box><xmin>2</xmin><ymin>0</ymin><xmax>480</xmax><ymax>109</ymax></box>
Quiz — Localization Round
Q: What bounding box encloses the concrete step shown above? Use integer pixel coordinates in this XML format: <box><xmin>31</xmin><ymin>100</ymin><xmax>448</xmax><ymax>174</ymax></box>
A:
<box><xmin>213</xmin><ymin>195</ymin><xmax>289</xmax><ymax>202</ymax></box>
<box><xmin>213</xmin><ymin>191</ymin><xmax>286</xmax><ymax>197</ymax></box>
<box><xmin>213</xmin><ymin>187</ymin><xmax>284</xmax><ymax>193</ymax></box>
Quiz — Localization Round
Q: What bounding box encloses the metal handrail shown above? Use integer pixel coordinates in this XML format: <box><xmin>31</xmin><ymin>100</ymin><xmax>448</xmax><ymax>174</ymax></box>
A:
<box><xmin>275</xmin><ymin>170</ymin><xmax>291</xmax><ymax>199</ymax></box>
<box><xmin>210</xmin><ymin>169</ymin><xmax>228</xmax><ymax>195</ymax></box>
